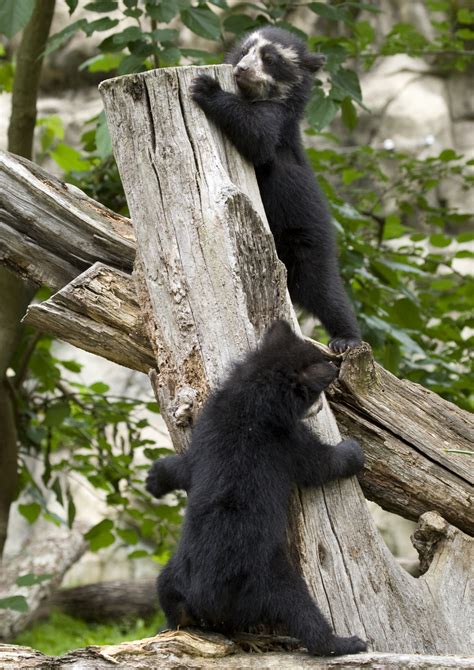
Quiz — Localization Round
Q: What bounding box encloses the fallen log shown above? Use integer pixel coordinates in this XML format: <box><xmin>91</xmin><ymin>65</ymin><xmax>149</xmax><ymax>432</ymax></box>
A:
<box><xmin>25</xmin><ymin>263</ymin><xmax>154</xmax><ymax>373</ymax></box>
<box><xmin>1</xmin><ymin>632</ymin><xmax>473</xmax><ymax>669</ymax></box>
<box><xmin>0</xmin><ymin>150</ymin><xmax>134</xmax><ymax>289</ymax></box>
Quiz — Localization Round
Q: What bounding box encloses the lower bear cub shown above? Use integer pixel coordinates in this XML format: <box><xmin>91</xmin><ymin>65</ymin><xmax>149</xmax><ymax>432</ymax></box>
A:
<box><xmin>146</xmin><ymin>320</ymin><xmax>366</xmax><ymax>656</ymax></box>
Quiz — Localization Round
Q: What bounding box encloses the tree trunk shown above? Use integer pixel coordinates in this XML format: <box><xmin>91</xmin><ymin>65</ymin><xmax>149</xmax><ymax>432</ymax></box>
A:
<box><xmin>7</xmin><ymin>0</ymin><xmax>56</xmax><ymax>158</ymax></box>
<box><xmin>99</xmin><ymin>65</ymin><xmax>472</xmax><ymax>654</ymax></box>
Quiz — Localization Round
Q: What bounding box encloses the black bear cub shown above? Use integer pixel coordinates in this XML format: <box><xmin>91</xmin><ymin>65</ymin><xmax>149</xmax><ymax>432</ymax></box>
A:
<box><xmin>146</xmin><ymin>320</ymin><xmax>367</xmax><ymax>656</ymax></box>
<box><xmin>190</xmin><ymin>27</ymin><xmax>361</xmax><ymax>354</ymax></box>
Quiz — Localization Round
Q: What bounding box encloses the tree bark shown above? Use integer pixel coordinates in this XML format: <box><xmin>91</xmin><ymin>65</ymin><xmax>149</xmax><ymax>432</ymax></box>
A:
<box><xmin>100</xmin><ymin>64</ymin><xmax>472</xmax><ymax>654</ymax></box>
<box><xmin>25</xmin><ymin>263</ymin><xmax>154</xmax><ymax>373</ymax></box>
<box><xmin>0</xmin><ymin>151</ymin><xmax>134</xmax><ymax>290</ymax></box>
<box><xmin>0</xmin><ymin>634</ymin><xmax>473</xmax><ymax>669</ymax></box>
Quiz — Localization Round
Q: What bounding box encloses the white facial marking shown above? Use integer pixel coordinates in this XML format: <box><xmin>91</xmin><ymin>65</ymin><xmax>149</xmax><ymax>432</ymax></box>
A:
<box><xmin>235</xmin><ymin>32</ymin><xmax>303</xmax><ymax>100</ymax></box>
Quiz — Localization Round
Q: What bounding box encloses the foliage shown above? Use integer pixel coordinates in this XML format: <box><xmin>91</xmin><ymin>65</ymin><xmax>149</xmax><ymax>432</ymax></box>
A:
<box><xmin>307</xmin><ymin>141</ymin><xmax>473</xmax><ymax>410</ymax></box>
<box><xmin>8</xmin><ymin>321</ymin><xmax>184</xmax><ymax>570</ymax></box>
<box><xmin>13</xmin><ymin>610</ymin><xmax>165</xmax><ymax>655</ymax></box>
<box><xmin>0</xmin><ymin>0</ymin><xmax>35</xmax><ymax>39</ymax></box>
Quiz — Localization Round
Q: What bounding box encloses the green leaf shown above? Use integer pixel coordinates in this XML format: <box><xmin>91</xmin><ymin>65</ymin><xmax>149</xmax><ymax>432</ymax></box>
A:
<box><xmin>19</xmin><ymin>503</ymin><xmax>41</xmax><ymax>524</ymax></box>
<box><xmin>180</xmin><ymin>7</ymin><xmax>220</xmax><ymax>41</ymax></box>
<box><xmin>429</xmin><ymin>233</ymin><xmax>451</xmax><ymax>248</ymax></box>
<box><xmin>208</xmin><ymin>0</ymin><xmax>228</xmax><ymax>8</ymax></box>
<box><xmin>67</xmin><ymin>488</ymin><xmax>76</xmax><ymax>529</ymax></box>
<box><xmin>388</xmin><ymin>298</ymin><xmax>423</xmax><ymax>329</ymax></box>
<box><xmin>128</xmin><ymin>549</ymin><xmax>150</xmax><ymax>559</ymax></box>
<box><xmin>438</xmin><ymin>149</ymin><xmax>458</xmax><ymax>162</ymax></box>
<box><xmin>383</xmin><ymin>214</ymin><xmax>407</xmax><ymax>240</ymax></box>
<box><xmin>85</xmin><ymin>519</ymin><xmax>115</xmax><ymax>551</ymax></box>
<box><xmin>457</xmin><ymin>8</ymin><xmax>474</xmax><ymax>24</ymax></box>
<box><xmin>84</xmin><ymin>0</ymin><xmax>118</xmax><ymax>11</ymax></box>
<box><xmin>59</xmin><ymin>359</ymin><xmax>82</xmax><ymax>373</ymax></box>
<box><xmin>0</xmin><ymin>60</ymin><xmax>14</xmax><ymax>93</ymax></box>
<box><xmin>96</xmin><ymin>113</ymin><xmax>113</xmax><ymax>160</ymax></box>
<box><xmin>146</xmin><ymin>401</ymin><xmax>160</xmax><ymax>413</ymax></box>
<box><xmin>331</xmin><ymin>68</ymin><xmax>362</xmax><ymax>104</ymax></box>
<box><xmin>223</xmin><ymin>14</ymin><xmax>257</xmax><ymax>34</ymax></box>
<box><xmin>83</xmin><ymin>17</ymin><xmax>119</xmax><ymax>36</ymax></box>
<box><xmin>80</xmin><ymin>53</ymin><xmax>121</xmax><ymax>73</ymax></box>
<box><xmin>116</xmin><ymin>528</ymin><xmax>139</xmax><ymax>545</ymax></box>
<box><xmin>0</xmin><ymin>0</ymin><xmax>34</xmax><ymax>38</ymax></box>
<box><xmin>146</xmin><ymin>0</ymin><xmax>178</xmax><ymax>22</ymax></box>
<box><xmin>51</xmin><ymin>477</ymin><xmax>64</xmax><ymax>506</ymax></box>
<box><xmin>90</xmin><ymin>381</ymin><xmax>110</xmax><ymax>394</ymax></box>
<box><xmin>16</xmin><ymin>573</ymin><xmax>53</xmax><ymax>587</ymax></box>
<box><xmin>307</xmin><ymin>93</ymin><xmax>338</xmax><ymax>131</ymax></box>
<box><xmin>50</xmin><ymin>144</ymin><xmax>94</xmax><ymax>172</ymax></box>
<box><xmin>45</xmin><ymin>20</ymin><xmax>88</xmax><ymax>56</ymax></box>
<box><xmin>65</xmin><ymin>0</ymin><xmax>79</xmax><ymax>12</ymax></box>
<box><xmin>111</xmin><ymin>25</ymin><xmax>143</xmax><ymax>45</ymax></box>
<box><xmin>340</xmin><ymin>97</ymin><xmax>357</xmax><ymax>130</ymax></box>
<box><xmin>354</xmin><ymin>20</ymin><xmax>376</xmax><ymax>49</ymax></box>
<box><xmin>308</xmin><ymin>2</ymin><xmax>349</xmax><ymax>22</ymax></box>
<box><xmin>456</xmin><ymin>28</ymin><xmax>474</xmax><ymax>40</ymax></box>
<box><xmin>44</xmin><ymin>400</ymin><xmax>70</xmax><ymax>427</ymax></box>
<box><xmin>457</xmin><ymin>232</ymin><xmax>474</xmax><ymax>243</ymax></box>
<box><xmin>0</xmin><ymin>596</ymin><xmax>29</xmax><ymax>612</ymax></box>
<box><xmin>151</xmin><ymin>28</ymin><xmax>179</xmax><ymax>42</ymax></box>
<box><xmin>342</xmin><ymin>168</ymin><xmax>363</xmax><ymax>185</ymax></box>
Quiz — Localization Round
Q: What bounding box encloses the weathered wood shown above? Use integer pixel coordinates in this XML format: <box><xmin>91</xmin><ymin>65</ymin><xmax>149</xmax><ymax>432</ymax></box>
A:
<box><xmin>0</xmin><ymin>526</ymin><xmax>86</xmax><ymax>639</ymax></box>
<box><xmin>1</xmin><ymin>632</ymin><xmax>473</xmax><ymax>669</ymax></box>
<box><xmin>329</xmin><ymin>344</ymin><xmax>473</xmax><ymax>535</ymax></box>
<box><xmin>100</xmin><ymin>64</ymin><xmax>472</xmax><ymax>654</ymax></box>
<box><xmin>24</xmin><ymin>263</ymin><xmax>154</xmax><ymax>373</ymax></box>
<box><xmin>0</xmin><ymin>150</ymin><xmax>134</xmax><ymax>289</ymax></box>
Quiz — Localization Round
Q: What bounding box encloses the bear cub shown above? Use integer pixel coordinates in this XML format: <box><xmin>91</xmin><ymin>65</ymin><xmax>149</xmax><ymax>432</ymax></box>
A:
<box><xmin>191</xmin><ymin>28</ymin><xmax>361</xmax><ymax>354</ymax></box>
<box><xmin>146</xmin><ymin>320</ymin><xmax>367</xmax><ymax>656</ymax></box>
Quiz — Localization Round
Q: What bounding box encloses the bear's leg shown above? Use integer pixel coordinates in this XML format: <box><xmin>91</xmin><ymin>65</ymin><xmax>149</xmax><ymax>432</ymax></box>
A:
<box><xmin>158</xmin><ymin>569</ymin><xmax>195</xmax><ymax>629</ymax></box>
<box><xmin>266</xmin><ymin>570</ymin><xmax>366</xmax><ymax>656</ymax></box>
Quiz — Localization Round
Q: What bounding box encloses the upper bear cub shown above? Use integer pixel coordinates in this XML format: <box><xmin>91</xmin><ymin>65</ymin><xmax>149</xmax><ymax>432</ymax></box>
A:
<box><xmin>146</xmin><ymin>320</ymin><xmax>366</xmax><ymax>656</ymax></box>
<box><xmin>190</xmin><ymin>27</ymin><xmax>361</xmax><ymax>354</ymax></box>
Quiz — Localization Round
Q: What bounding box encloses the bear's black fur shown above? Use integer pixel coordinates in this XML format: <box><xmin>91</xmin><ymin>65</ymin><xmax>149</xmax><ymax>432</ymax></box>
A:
<box><xmin>190</xmin><ymin>27</ymin><xmax>361</xmax><ymax>354</ymax></box>
<box><xmin>146</xmin><ymin>320</ymin><xmax>366</xmax><ymax>656</ymax></box>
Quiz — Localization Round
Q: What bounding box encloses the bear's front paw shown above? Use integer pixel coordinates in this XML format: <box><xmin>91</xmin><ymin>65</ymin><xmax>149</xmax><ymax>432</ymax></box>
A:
<box><xmin>338</xmin><ymin>438</ymin><xmax>365</xmax><ymax>475</ymax></box>
<box><xmin>328</xmin><ymin>336</ymin><xmax>361</xmax><ymax>354</ymax></box>
<box><xmin>146</xmin><ymin>462</ymin><xmax>167</xmax><ymax>499</ymax></box>
<box><xmin>190</xmin><ymin>74</ymin><xmax>221</xmax><ymax>104</ymax></box>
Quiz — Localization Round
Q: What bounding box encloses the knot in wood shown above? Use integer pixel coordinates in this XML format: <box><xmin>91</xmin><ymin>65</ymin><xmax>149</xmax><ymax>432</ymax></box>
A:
<box><xmin>173</xmin><ymin>386</ymin><xmax>198</xmax><ymax>428</ymax></box>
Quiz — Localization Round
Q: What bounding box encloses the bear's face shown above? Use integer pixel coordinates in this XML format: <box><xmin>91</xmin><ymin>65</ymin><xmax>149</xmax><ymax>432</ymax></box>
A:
<box><xmin>256</xmin><ymin>320</ymin><xmax>337</xmax><ymax>415</ymax></box>
<box><xmin>227</xmin><ymin>27</ymin><xmax>326</xmax><ymax>101</ymax></box>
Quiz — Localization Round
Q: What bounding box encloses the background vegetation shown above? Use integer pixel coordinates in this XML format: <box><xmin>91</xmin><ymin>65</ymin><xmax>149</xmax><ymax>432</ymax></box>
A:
<box><xmin>0</xmin><ymin>0</ymin><xmax>472</xmax><ymax>653</ymax></box>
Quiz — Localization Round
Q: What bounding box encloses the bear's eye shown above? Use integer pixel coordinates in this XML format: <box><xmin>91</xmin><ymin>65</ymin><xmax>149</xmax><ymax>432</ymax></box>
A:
<box><xmin>262</xmin><ymin>52</ymin><xmax>280</xmax><ymax>66</ymax></box>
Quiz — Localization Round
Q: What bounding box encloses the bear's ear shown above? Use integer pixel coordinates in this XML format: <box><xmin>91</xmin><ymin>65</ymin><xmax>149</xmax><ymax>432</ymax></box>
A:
<box><xmin>302</xmin><ymin>52</ymin><xmax>326</xmax><ymax>72</ymax></box>
<box><xmin>261</xmin><ymin>319</ymin><xmax>297</xmax><ymax>349</ymax></box>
